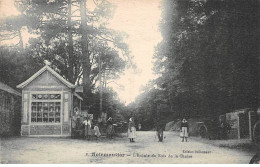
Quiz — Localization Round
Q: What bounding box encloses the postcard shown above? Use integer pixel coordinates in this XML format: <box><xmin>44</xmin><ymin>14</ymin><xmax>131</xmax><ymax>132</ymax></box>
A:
<box><xmin>0</xmin><ymin>0</ymin><xmax>259</xmax><ymax>164</ymax></box>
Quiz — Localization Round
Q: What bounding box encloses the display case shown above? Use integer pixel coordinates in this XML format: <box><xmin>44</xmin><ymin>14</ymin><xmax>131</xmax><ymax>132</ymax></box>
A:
<box><xmin>30</xmin><ymin>95</ymin><xmax>61</xmax><ymax>124</ymax></box>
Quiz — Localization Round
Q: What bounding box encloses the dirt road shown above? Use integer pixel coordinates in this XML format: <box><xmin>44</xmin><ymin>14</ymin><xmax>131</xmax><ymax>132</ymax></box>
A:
<box><xmin>0</xmin><ymin>131</ymin><xmax>254</xmax><ymax>164</ymax></box>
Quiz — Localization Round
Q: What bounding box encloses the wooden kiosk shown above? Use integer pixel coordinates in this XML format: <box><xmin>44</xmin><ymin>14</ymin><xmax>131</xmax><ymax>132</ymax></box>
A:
<box><xmin>17</xmin><ymin>64</ymin><xmax>82</xmax><ymax>137</ymax></box>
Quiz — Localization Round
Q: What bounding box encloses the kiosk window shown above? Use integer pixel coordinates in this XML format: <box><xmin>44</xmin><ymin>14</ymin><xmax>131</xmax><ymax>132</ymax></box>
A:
<box><xmin>31</xmin><ymin>94</ymin><xmax>61</xmax><ymax>123</ymax></box>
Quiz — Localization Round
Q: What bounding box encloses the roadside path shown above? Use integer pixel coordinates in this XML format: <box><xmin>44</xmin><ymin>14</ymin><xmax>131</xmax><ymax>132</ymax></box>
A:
<box><xmin>0</xmin><ymin>131</ymin><xmax>254</xmax><ymax>163</ymax></box>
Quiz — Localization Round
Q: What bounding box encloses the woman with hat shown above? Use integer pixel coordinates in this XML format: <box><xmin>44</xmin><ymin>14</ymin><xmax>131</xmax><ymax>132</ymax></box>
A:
<box><xmin>128</xmin><ymin>117</ymin><xmax>136</xmax><ymax>142</ymax></box>
<box><xmin>180</xmin><ymin>118</ymin><xmax>189</xmax><ymax>142</ymax></box>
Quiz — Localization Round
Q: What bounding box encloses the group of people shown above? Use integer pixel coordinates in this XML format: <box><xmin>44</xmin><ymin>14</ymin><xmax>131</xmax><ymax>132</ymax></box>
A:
<box><xmin>81</xmin><ymin>115</ymin><xmax>189</xmax><ymax>142</ymax></box>
<box><xmin>127</xmin><ymin>117</ymin><xmax>189</xmax><ymax>143</ymax></box>
<box><xmin>81</xmin><ymin>116</ymin><xmax>137</xmax><ymax>142</ymax></box>
<box><xmin>83</xmin><ymin>118</ymin><xmax>101</xmax><ymax>140</ymax></box>
<box><xmin>82</xmin><ymin>117</ymin><xmax>115</xmax><ymax>140</ymax></box>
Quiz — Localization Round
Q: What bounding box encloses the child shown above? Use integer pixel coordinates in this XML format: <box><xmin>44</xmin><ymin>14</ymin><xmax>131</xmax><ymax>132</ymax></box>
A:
<box><xmin>94</xmin><ymin>122</ymin><xmax>101</xmax><ymax>140</ymax></box>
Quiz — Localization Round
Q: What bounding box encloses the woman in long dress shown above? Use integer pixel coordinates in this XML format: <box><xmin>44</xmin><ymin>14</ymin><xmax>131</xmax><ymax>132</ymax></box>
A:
<box><xmin>106</xmin><ymin>117</ymin><xmax>115</xmax><ymax>139</ymax></box>
<box><xmin>180</xmin><ymin>118</ymin><xmax>189</xmax><ymax>142</ymax></box>
<box><xmin>128</xmin><ymin>117</ymin><xmax>136</xmax><ymax>142</ymax></box>
<box><xmin>93</xmin><ymin>122</ymin><xmax>101</xmax><ymax>140</ymax></box>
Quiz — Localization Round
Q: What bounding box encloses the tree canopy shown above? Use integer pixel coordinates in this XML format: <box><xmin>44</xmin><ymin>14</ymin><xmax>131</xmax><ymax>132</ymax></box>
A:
<box><xmin>153</xmin><ymin>0</ymin><xmax>259</xmax><ymax>118</ymax></box>
<box><xmin>126</xmin><ymin>0</ymin><xmax>259</xmax><ymax>126</ymax></box>
<box><xmin>0</xmin><ymin>0</ymin><xmax>131</xmax><ymax>116</ymax></box>
<box><xmin>1</xmin><ymin>0</ymin><xmax>258</xmax><ymax>125</ymax></box>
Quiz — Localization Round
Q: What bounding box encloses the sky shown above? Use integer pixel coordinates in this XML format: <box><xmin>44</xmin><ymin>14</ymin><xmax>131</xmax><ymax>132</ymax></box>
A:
<box><xmin>107</xmin><ymin>0</ymin><xmax>162</xmax><ymax>104</ymax></box>
<box><xmin>0</xmin><ymin>0</ymin><xmax>162</xmax><ymax>105</ymax></box>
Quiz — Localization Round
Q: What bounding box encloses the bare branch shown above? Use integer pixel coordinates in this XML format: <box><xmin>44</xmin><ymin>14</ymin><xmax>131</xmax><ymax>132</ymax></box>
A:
<box><xmin>0</xmin><ymin>34</ymin><xmax>19</xmax><ymax>41</ymax></box>
<box><xmin>92</xmin><ymin>34</ymin><xmax>115</xmax><ymax>43</ymax></box>
<box><xmin>71</xmin><ymin>9</ymin><xmax>80</xmax><ymax>15</ymax></box>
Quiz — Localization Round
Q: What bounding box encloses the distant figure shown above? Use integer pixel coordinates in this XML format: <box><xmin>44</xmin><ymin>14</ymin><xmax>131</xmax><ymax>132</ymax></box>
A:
<box><xmin>156</xmin><ymin>123</ymin><xmax>164</xmax><ymax>142</ymax></box>
<box><xmin>218</xmin><ymin>120</ymin><xmax>231</xmax><ymax>140</ymax></box>
<box><xmin>138</xmin><ymin>123</ymin><xmax>142</xmax><ymax>131</ymax></box>
<box><xmin>180</xmin><ymin>118</ymin><xmax>189</xmax><ymax>142</ymax></box>
<box><xmin>128</xmin><ymin>117</ymin><xmax>136</xmax><ymax>142</ymax></box>
<box><xmin>93</xmin><ymin>122</ymin><xmax>101</xmax><ymax>140</ymax></box>
<box><xmin>83</xmin><ymin>117</ymin><xmax>92</xmax><ymax>140</ymax></box>
<box><xmin>71</xmin><ymin>115</ymin><xmax>77</xmax><ymax>129</ymax></box>
<box><xmin>106</xmin><ymin>117</ymin><xmax>115</xmax><ymax>139</ymax></box>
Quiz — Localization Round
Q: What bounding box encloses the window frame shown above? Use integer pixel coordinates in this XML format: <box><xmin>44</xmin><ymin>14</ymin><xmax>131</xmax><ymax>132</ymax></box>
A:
<box><xmin>29</xmin><ymin>91</ymin><xmax>63</xmax><ymax>125</ymax></box>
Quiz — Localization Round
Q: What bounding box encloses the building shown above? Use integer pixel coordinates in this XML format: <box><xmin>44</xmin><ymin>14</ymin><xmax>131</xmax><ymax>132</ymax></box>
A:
<box><xmin>0</xmin><ymin>82</ymin><xmax>22</xmax><ymax>136</ymax></box>
<box><xmin>17</xmin><ymin>64</ymin><xmax>82</xmax><ymax>137</ymax></box>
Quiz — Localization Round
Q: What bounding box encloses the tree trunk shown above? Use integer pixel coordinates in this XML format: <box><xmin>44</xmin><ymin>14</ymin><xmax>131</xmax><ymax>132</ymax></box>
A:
<box><xmin>18</xmin><ymin>29</ymin><xmax>24</xmax><ymax>49</ymax></box>
<box><xmin>67</xmin><ymin>0</ymin><xmax>76</xmax><ymax>84</ymax></box>
<box><xmin>99</xmin><ymin>54</ymin><xmax>103</xmax><ymax>115</ymax></box>
<box><xmin>79</xmin><ymin>0</ymin><xmax>92</xmax><ymax>108</ymax></box>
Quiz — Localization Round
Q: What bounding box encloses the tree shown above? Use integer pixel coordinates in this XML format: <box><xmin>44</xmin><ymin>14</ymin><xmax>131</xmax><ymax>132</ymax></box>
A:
<box><xmin>0</xmin><ymin>15</ymin><xmax>26</xmax><ymax>49</ymax></box>
<box><xmin>89</xmin><ymin>87</ymin><xmax>126</xmax><ymax>122</ymax></box>
<box><xmin>13</xmin><ymin>0</ymin><xmax>131</xmax><ymax>109</ymax></box>
<box><xmin>0</xmin><ymin>47</ymin><xmax>41</xmax><ymax>88</ymax></box>
<box><xmin>153</xmin><ymin>0</ymin><xmax>259</xmax><ymax>118</ymax></box>
<box><xmin>79</xmin><ymin>0</ymin><xmax>92</xmax><ymax>107</ymax></box>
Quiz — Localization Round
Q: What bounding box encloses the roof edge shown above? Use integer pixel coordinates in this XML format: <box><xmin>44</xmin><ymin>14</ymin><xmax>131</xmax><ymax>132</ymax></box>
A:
<box><xmin>17</xmin><ymin>65</ymin><xmax>76</xmax><ymax>89</ymax></box>
<box><xmin>0</xmin><ymin>82</ymin><xmax>21</xmax><ymax>96</ymax></box>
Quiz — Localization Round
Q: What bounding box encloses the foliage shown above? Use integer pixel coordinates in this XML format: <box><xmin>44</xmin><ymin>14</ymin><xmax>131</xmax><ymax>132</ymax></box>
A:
<box><xmin>12</xmin><ymin>0</ymin><xmax>130</xmax><ymax>86</ymax></box>
<box><xmin>153</xmin><ymin>0</ymin><xmax>259</xmax><ymax>118</ymax></box>
<box><xmin>0</xmin><ymin>0</ymin><xmax>131</xmax><ymax>113</ymax></box>
<box><xmin>0</xmin><ymin>47</ymin><xmax>42</xmax><ymax>88</ymax></box>
<box><xmin>89</xmin><ymin>88</ymin><xmax>126</xmax><ymax>122</ymax></box>
<box><xmin>126</xmin><ymin>0</ymin><xmax>259</xmax><ymax>125</ymax></box>
<box><xmin>124</xmin><ymin>83</ymin><xmax>172</xmax><ymax>130</ymax></box>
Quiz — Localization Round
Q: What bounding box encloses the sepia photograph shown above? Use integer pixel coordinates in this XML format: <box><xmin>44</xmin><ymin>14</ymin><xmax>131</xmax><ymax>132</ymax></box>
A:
<box><xmin>0</xmin><ymin>0</ymin><xmax>259</xmax><ymax>164</ymax></box>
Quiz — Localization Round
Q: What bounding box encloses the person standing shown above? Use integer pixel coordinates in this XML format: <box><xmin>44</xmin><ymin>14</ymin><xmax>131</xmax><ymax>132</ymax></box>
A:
<box><xmin>93</xmin><ymin>122</ymin><xmax>101</xmax><ymax>140</ymax></box>
<box><xmin>83</xmin><ymin>117</ymin><xmax>92</xmax><ymax>140</ymax></box>
<box><xmin>156</xmin><ymin>122</ymin><xmax>164</xmax><ymax>142</ymax></box>
<box><xmin>138</xmin><ymin>123</ymin><xmax>142</xmax><ymax>131</ymax></box>
<box><xmin>180</xmin><ymin>118</ymin><xmax>189</xmax><ymax>142</ymax></box>
<box><xmin>128</xmin><ymin>117</ymin><xmax>136</xmax><ymax>142</ymax></box>
<box><xmin>106</xmin><ymin>117</ymin><xmax>114</xmax><ymax>139</ymax></box>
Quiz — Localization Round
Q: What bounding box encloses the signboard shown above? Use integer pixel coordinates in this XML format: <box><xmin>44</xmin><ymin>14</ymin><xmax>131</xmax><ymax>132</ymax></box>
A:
<box><xmin>81</xmin><ymin>111</ymin><xmax>93</xmax><ymax>120</ymax></box>
<box><xmin>87</xmin><ymin>114</ymin><xmax>93</xmax><ymax>120</ymax></box>
<box><xmin>75</xmin><ymin>86</ymin><xmax>83</xmax><ymax>93</ymax></box>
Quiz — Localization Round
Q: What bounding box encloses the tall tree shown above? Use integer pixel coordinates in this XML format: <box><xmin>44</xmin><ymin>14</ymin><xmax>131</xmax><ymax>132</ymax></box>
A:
<box><xmin>79</xmin><ymin>0</ymin><xmax>92</xmax><ymax>107</ymax></box>
<box><xmin>12</xmin><ymin>0</ymin><xmax>130</xmax><ymax>112</ymax></box>
<box><xmin>153</xmin><ymin>0</ymin><xmax>259</xmax><ymax>118</ymax></box>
